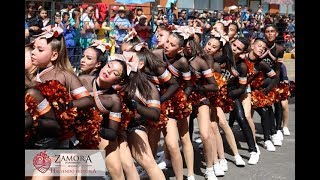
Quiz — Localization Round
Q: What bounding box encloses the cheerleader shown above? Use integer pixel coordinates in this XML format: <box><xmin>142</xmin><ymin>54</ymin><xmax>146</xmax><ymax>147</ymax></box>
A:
<box><xmin>204</xmin><ymin>34</ymin><xmax>259</xmax><ymax>165</ymax></box>
<box><xmin>262</xmin><ymin>24</ymin><xmax>288</xmax><ymax>146</ymax></box>
<box><xmin>31</xmin><ymin>26</ymin><xmax>95</xmax><ymax>150</ymax></box>
<box><xmin>246</xmin><ymin>38</ymin><xmax>279</xmax><ymax>152</ymax></box>
<box><xmin>109</xmin><ymin>53</ymin><xmax>166</xmax><ymax>180</ymax></box>
<box><xmin>78</xmin><ymin>40</ymin><xmax>108</xmax><ymax>76</ymax></box>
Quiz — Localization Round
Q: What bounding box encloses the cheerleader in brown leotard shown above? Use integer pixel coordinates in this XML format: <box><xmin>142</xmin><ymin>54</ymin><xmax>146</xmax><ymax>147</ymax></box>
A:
<box><xmin>78</xmin><ymin>40</ymin><xmax>108</xmax><ymax>76</ymax></box>
<box><xmin>31</xmin><ymin>26</ymin><xmax>95</xmax><ymax>151</ymax></box>
<box><xmin>107</xmin><ymin>53</ymin><xmax>166</xmax><ymax>180</ymax></box>
<box><xmin>183</xmin><ymin>26</ymin><xmax>226</xmax><ymax>178</ymax></box>
<box><xmin>204</xmin><ymin>34</ymin><xmax>259</xmax><ymax>165</ymax></box>
<box><xmin>121</xmin><ymin>31</ymin><xmax>180</xmax><ymax>159</ymax></box>
<box><xmin>79</xmin><ymin>60</ymin><xmax>131</xmax><ymax>180</ymax></box>
<box><xmin>152</xmin><ymin>31</ymin><xmax>194</xmax><ymax>180</ymax></box>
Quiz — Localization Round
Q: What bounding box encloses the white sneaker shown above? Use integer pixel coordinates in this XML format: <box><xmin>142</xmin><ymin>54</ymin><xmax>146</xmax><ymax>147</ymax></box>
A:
<box><xmin>255</xmin><ymin>144</ymin><xmax>261</xmax><ymax>155</ymax></box>
<box><xmin>156</xmin><ymin>150</ymin><xmax>164</xmax><ymax>157</ymax></box>
<box><xmin>213</xmin><ymin>163</ymin><xmax>225</xmax><ymax>176</ymax></box>
<box><xmin>157</xmin><ymin>158</ymin><xmax>172</xmax><ymax>170</ymax></box>
<box><xmin>204</xmin><ymin>169</ymin><xmax>218</xmax><ymax>180</ymax></box>
<box><xmin>283</xmin><ymin>127</ymin><xmax>291</xmax><ymax>136</ymax></box>
<box><xmin>195</xmin><ymin>137</ymin><xmax>202</xmax><ymax>143</ymax></box>
<box><xmin>264</xmin><ymin>140</ymin><xmax>276</xmax><ymax>152</ymax></box>
<box><xmin>271</xmin><ymin>134</ymin><xmax>282</xmax><ymax>146</ymax></box>
<box><xmin>277</xmin><ymin>130</ymin><xmax>284</xmax><ymax>141</ymax></box>
<box><xmin>156</xmin><ymin>152</ymin><xmax>165</xmax><ymax>164</ymax></box>
<box><xmin>187</xmin><ymin>175</ymin><xmax>195</xmax><ymax>180</ymax></box>
<box><xmin>248</xmin><ymin>152</ymin><xmax>259</xmax><ymax>165</ymax></box>
<box><xmin>219</xmin><ymin>159</ymin><xmax>228</xmax><ymax>171</ymax></box>
<box><xmin>234</xmin><ymin>154</ymin><xmax>246</xmax><ymax>166</ymax></box>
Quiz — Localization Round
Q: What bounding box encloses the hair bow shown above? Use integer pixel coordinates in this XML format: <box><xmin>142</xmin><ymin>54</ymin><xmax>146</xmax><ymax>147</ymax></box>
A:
<box><xmin>210</xmin><ymin>28</ymin><xmax>226</xmax><ymax>37</ymax></box>
<box><xmin>109</xmin><ymin>52</ymin><xmax>139</xmax><ymax>76</ymax></box>
<box><xmin>35</xmin><ymin>25</ymin><xmax>64</xmax><ymax>39</ymax></box>
<box><xmin>123</xmin><ymin>31</ymin><xmax>137</xmax><ymax>43</ymax></box>
<box><xmin>133</xmin><ymin>42</ymin><xmax>148</xmax><ymax>51</ymax></box>
<box><xmin>159</xmin><ymin>21</ymin><xmax>176</xmax><ymax>32</ymax></box>
<box><xmin>90</xmin><ymin>39</ymin><xmax>111</xmax><ymax>53</ymax></box>
<box><xmin>193</xmin><ymin>27</ymin><xmax>203</xmax><ymax>34</ymax></box>
<box><xmin>220</xmin><ymin>19</ymin><xmax>233</xmax><ymax>27</ymax></box>
<box><xmin>214</xmin><ymin>32</ymin><xmax>229</xmax><ymax>46</ymax></box>
<box><xmin>172</xmin><ymin>25</ymin><xmax>192</xmax><ymax>40</ymax></box>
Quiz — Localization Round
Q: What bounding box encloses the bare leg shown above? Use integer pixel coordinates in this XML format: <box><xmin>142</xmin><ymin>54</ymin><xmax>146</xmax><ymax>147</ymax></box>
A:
<box><xmin>118</xmin><ymin>133</ymin><xmax>139</xmax><ymax>180</ymax></box>
<box><xmin>216</xmin><ymin>107</ymin><xmax>239</xmax><ymax>156</ymax></box>
<box><xmin>147</xmin><ymin>127</ymin><xmax>162</xmax><ymax>158</ymax></box>
<box><xmin>281</xmin><ymin>99</ymin><xmax>289</xmax><ymax>128</ymax></box>
<box><xmin>98</xmin><ymin>138</ymin><xmax>125</xmax><ymax>180</ymax></box>
<box><xmin>177</xmin><ymin>116</ymin><xmax>194</xmax><ymax>176</ymax></box>
<box><xmin>212</xmin><ymin>120</ymin><xmax>225</xmax><ymax>161</ymax></box>
<box><xmin>127</xmin><ymin>129</ymin><xmax>166</xmax><ymax>180</ymax></box>
<box><xmin>197</xmin><ymin>105</ymin><xmax>214</xmax><ymax>168</ymax></box>
<box><xmin>240</xmin><ymin>93</ymin><xmax>256</xmax><ymax>142</ymax></box>
<box><xmin>162</xmin><ymin>118</ymin><xmax>184</xmax><ymax>180</ymax></box>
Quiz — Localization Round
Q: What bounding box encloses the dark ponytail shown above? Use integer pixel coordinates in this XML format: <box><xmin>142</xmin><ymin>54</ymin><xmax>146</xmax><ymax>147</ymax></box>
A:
<box><xmin>136</xmin><ymin>47</ymin><xmax>166</xmax><ymax>72</ymax></box>
<box><xmin>171</xmin><ymin>32</ymin><xmax>187</xmax><ymax>47</ymax></box>
<box><xmin>123</xmin><ymin>70</ymin><xmax>152</xmax><ymax>100</ymax></box>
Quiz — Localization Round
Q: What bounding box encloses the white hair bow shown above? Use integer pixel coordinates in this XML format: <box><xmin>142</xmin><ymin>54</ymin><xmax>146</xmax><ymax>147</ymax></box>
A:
<box><xmin>35</xmin><ymin>25</ymin><xmax>64</xmax><ymax>39</ymax></box>
<box><xmin>90</xmin><ymin>40</ymin><xmax>111</xmax><ymax>53</ymax></box>
<box><xmin>109</xmin><ymin>51</ymin><xmax>139</xmax><ymax>76</ymax></box>
<box><xmin>214</xmin><ymin>32</ymin><xmax>229</xmax><ymax>46</ymax></box>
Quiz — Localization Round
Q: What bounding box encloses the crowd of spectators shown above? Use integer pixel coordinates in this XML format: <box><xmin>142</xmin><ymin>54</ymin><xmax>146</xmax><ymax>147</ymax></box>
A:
<box><xmin>25</xmin><ymin>1</ymin><xmax>295</xmax><ymax>70</ymax></box>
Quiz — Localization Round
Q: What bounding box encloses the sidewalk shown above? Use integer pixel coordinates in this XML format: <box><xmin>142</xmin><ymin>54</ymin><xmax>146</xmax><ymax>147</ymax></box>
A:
<box><xmin>283</xmin><ymin>58</ymin><xmax>295</xmax><ymax>81</ymax></box>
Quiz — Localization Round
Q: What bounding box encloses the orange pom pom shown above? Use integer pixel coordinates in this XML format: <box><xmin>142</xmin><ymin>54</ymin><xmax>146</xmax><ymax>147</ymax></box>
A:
<box><xmin>36</xmin><ymin>80</ymin><xmax>78</xmax><ymax>141</ymax></box>
<box><xmin>75</xmin><ymin>108</ymin><xmax>103</xmax><ymax>149</ymax></box>
<box><xmin>251</xmin><ymin>89</ymin><xmax>276</xmax><ymax>108</ymax></box>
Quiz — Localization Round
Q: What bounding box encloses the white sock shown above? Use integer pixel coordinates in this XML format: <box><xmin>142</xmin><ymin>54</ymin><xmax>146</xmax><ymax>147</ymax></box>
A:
<box><xmin>206</xmin><ymin>166</ymin><xmax>213</xmax><ymax>171</ymax></box>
